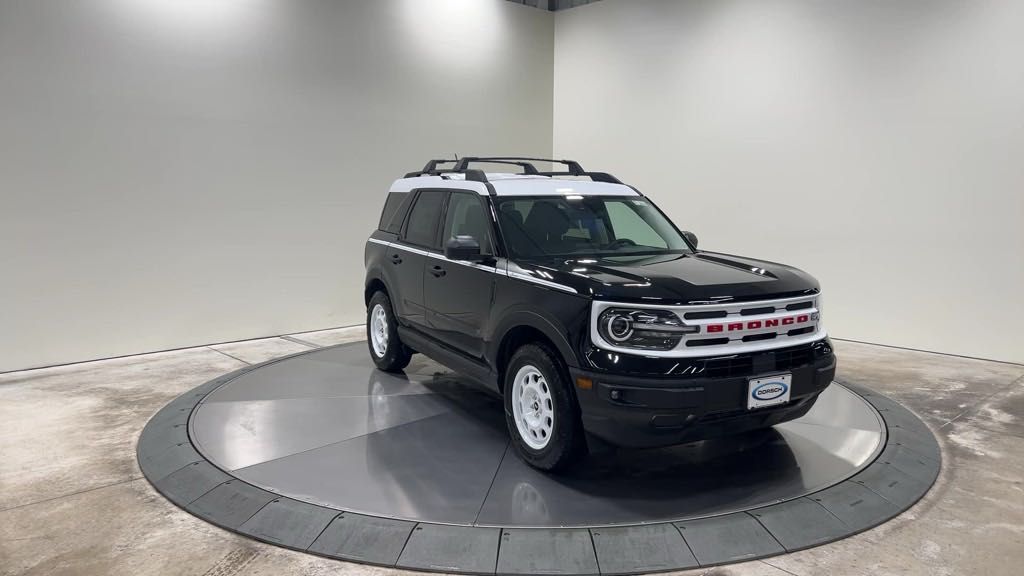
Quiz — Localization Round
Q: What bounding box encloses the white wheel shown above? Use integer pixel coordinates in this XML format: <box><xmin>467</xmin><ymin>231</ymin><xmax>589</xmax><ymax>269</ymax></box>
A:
<box><xmin>370</xmin><ymin>303</ymin><xmax>388</xmax><ymax>358</ymax></box>
<box><xmin>511</xmin><ymin>364</ymin><xmax>555</xmax><ymax>450</ymax></box>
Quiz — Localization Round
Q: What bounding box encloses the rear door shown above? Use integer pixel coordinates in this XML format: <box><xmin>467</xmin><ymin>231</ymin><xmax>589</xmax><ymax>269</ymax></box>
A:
<box><xmin>392</xmin><ymin>189</ymin><xmax>446</xmax><ymax>329</ymax></box>
<box><xmin>423</xmin><ymin>191</ymin><xmax>497</xmax><ymax>358</ymax></box>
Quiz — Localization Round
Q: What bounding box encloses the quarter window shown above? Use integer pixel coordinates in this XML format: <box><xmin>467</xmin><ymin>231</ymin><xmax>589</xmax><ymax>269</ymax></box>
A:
<box><xmin>378</xmin><ymin>192</ymin><xmax>410</xmax><ymax>233</ymax></box>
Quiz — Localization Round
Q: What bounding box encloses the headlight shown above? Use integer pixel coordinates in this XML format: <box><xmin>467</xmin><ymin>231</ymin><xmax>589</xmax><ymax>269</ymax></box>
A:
<box><xmin>596</xmin><ymin>308</ymin><xmax>696</xmax><ymax>351</ymax></box>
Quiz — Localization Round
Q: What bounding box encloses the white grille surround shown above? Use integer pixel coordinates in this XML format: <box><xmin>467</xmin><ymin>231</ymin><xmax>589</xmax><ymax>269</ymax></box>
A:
<box><xmin>590</xmin><ymin>294</ymin><xmax>826</xmax><ymax>358</ymax></box>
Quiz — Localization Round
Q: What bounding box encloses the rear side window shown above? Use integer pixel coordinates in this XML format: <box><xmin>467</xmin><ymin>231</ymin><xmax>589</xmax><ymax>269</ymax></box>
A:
<box><xmin>378</xmin><ymin>192</ymin><xmax>410</xmax><ymax>233</ymax></box>
<box><xmin>403</xmin><ymin>190</ymin><xmax>446</xmax><ymax>248</ymax></box>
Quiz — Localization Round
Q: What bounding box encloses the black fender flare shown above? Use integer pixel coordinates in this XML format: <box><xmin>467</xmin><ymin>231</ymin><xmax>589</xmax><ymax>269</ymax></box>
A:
<box><xmin>490</xmin><ymin>308</ymin><xmax>581</xmax><ymax>371</ymax></box>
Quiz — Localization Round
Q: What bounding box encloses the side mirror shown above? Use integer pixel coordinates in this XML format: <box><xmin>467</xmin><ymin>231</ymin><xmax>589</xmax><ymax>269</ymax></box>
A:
<box><xmin>445</xmin><ymin>235</ymin><xmax>486</xmax><ymax>262</ymax></box>
<box><xmin>682</xmin><ymin>231</ymin><xmax>698</xmax><ymax>248</ymax></box>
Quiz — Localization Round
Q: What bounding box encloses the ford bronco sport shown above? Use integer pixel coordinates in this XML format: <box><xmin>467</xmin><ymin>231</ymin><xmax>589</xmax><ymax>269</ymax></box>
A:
<box><xmin>364</xmin><ymin>157</ymin><xmax>836</xmax><ymax>471</ymax></box>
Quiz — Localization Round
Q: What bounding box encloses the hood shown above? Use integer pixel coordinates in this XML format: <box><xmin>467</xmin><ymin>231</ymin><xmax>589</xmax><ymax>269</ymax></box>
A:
<box><xmin>509</xmin><ymin>251</ymin><xmax>820</xmax><ymax>304</ymax></box>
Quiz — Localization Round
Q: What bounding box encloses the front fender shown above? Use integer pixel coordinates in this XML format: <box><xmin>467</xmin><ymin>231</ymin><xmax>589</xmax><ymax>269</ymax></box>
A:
<box><xmin>489</xmin><ymin>304</ymin><xmax>588</xmax><ymax>370</ymax></box>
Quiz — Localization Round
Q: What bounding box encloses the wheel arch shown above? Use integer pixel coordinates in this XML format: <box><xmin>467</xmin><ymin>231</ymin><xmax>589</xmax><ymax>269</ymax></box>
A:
<box><xmin>493</xmin><ymin>311</ymin><xmax>579</xmax><ymax>393</ymax></box>
<box><xmin>364</xmin><ymin>276</ymin><xmax>387</xmax><ymax>306</ymax></box>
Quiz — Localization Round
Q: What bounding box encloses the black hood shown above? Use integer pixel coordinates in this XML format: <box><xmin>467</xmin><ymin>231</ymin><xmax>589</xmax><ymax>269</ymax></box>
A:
<box><xmin>512</xmin><ymin>251</ymin><xmax>820</xmax><ymax>304</ymax></box>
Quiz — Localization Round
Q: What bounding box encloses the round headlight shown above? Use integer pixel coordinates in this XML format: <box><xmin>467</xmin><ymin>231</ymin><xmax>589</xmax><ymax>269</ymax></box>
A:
<box><xmin>606</xmin><ymin>314</ymin><xmax>633</xmax><ymax>342</ymax></box>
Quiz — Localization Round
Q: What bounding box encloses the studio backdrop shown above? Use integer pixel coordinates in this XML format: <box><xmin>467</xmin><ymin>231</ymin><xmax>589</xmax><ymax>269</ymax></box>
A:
<box><xmin>2</xmin><ymin>0</ymin><xmax>1021</xmax><ymax>371</ymax></box>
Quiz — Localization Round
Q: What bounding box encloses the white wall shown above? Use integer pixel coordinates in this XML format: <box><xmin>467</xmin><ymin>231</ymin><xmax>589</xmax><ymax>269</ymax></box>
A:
<box><xmin>0</xmin><ymin>0</ymin><xmax>553</xmax><ymax>372</ymax></box>
<box><xmin>554</xmin><ymin>0</ymin><xmax>1024</xmax><ymax>363</ymax></box>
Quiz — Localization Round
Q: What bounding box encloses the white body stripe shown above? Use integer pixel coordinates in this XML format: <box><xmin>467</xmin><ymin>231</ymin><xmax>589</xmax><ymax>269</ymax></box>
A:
<box><xmin>369</xmin><ymin>239</ymin><xmax>577</xmax><ymax>294</ymax></box>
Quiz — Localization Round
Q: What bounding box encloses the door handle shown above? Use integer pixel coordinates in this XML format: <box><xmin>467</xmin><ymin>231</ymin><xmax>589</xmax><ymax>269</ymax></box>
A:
<box><xmin>430</xmin><ymin>265</ymin><xmax>446</xmax><ymax>278</ymax></box>
<box><xmin>390</xmin><ymin>254</ymin><xmax>402</xmax><ymax>264</ymax></box>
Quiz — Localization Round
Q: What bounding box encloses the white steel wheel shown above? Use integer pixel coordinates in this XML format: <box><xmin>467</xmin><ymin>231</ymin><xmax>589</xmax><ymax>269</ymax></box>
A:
<box><xmin>511</xmin><ymin>364</ymin><xmax>555</xmax><ymax>450</ymax></box>
<box><xmin>370</xmin><ymin>303</ymin><xmax>388</xmax><ymax>358</ymax></box>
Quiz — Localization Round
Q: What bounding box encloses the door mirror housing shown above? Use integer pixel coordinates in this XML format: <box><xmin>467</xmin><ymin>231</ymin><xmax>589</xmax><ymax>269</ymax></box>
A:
<box><xmin>682</xmin><ymin>231</ymin><xmax>698</xmax><ymax>249</ymax></box>
<box><xmin>445</xmin><ymin>235</ymin><xmax>486</xmax><ymax>262</ymax></box>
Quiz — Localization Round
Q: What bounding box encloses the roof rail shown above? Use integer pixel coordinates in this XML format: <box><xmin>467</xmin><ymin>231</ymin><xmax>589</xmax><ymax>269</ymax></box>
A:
<box><xmin>404</xmin><ymin>156</ymin><xmax>623</xmax><ymax>184</ymax></box>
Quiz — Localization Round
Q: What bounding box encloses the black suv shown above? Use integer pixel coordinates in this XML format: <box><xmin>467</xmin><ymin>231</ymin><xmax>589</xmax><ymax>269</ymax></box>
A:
<box><xmin>365</xmin><ymin>157</ymin><xmax>836</xmax><ymax>471</ymax></box>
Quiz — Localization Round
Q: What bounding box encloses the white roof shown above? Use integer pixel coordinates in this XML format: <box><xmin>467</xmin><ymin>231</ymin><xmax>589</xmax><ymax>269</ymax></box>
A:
<box><xmin>388</xmin><ymin>173</ymin><xmax>638</xmax><ymax>197</ymax></box>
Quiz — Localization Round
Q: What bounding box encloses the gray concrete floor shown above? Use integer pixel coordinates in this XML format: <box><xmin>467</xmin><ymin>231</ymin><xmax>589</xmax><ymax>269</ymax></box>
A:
<box><xmin>1</xmin><ymin>330</ymin><xmax>1021</xmax><ymax>576</ymax></box>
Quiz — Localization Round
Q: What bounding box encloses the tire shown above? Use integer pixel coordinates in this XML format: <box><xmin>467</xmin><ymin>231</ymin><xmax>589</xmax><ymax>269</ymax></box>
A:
<box><xmin>366</xmin><ymin>291</ymin><xmax>412</xmax><ymax>372</ymax></box>
<box><xmin>503</xmin><ymin>343</ymin><xmax>586</xmax><ymax>471</ymax></box>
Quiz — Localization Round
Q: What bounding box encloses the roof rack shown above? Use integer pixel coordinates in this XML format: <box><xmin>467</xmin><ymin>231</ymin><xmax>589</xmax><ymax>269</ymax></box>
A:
<box><xmin>404</xmin><ymin>158</ymin><xmax>457</xmax><ymax>178</ymax></box>
<box><xmin>403</xmin><ymin>156</ymin><xmax>623</xmax><ymax>184</ymax></box>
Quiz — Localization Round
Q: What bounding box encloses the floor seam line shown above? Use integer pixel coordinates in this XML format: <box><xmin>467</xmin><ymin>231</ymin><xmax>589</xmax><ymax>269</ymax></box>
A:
<box><xmin>236</xmin><ymin>495</ymin><xmax>277</xmax><ymax>529</ymax></box>
<box><xmin>587</xmin><ymin>526</ymin><xmax>601</xmax><ymax>574</ymax></box>
<box><xmin>671</xmin><ymin>522</ymin><xmax>699</xmax><ymax>567</ymax></box>
<box><xmin>939</xmin><ymin>372</ymin><xmax>1024</xmax><ymax>429</ymax></box>
<box><xmin>304</xmin><ymin>511</ymin><xmax>343</xmax><ymax>551</ymax></box>
<box><xmin>805</xmin><ymin>495</ymin><xmax>852</xmax><ymax>528</ymax></box>
<box><xmin>187</xmin><ymin>479</ymin><xmax>230</xmax><ymax>506</ymax></box>
<box><xmin>395</xmin><ymin>522</ymin><xmax>421</xmax><ymax>567</ymax></box>
<box><xmin>0</xmin><ymin>475</ymin><xmax>141</xmax><ymax>513</ymax></box>
<box><xmin>231</xmin><ymin>410</ymin><xmax>455</xmax><ymax>473</ymax></box>
<box><xmin>760</xmin><ymin>559</ymin><xmax>803</xmax><ymax>576</ymax></box>
<box><xmin>747</xmin><ymin>510</ymin><xmax>787</xmax><ymax>551</ymax></box>
<box><xmin>279</xmin><ymin>335</ymin><xmax>321</xmax><ymax>349</ymax></box>
<box><xmin>206</xmin><ymin>346</ymin><xmax>251</xmax><ymax>366</ymax></box>
<box><xmin>471</xmin><ymin>441</ymin><xmax>510</xmax><ymax>526</ymax></box>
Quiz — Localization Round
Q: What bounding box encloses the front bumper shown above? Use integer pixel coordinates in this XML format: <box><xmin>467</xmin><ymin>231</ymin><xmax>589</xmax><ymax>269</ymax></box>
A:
<box><xmin>571</xmin><ymin>339</ymin><xmax>837</xmax><ymax>448</ymax></box>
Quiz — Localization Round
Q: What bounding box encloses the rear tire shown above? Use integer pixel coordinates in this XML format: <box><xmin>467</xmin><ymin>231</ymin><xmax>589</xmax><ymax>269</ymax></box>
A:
<box><xmin>366</xmin><ymin>291</ymin><xmax>412</xmax><ymax>372</ymax></box>
<box><xmin>503</xmin><ymin>343</ymin><xmax>586</xmax><ymax>471</ymax></box>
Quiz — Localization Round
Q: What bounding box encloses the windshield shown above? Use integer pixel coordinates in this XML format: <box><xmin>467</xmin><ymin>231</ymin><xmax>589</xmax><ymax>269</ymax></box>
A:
<box><xmin>496</xmin><ymin>196</ymin><xmax>690</xmax><ymax>259</ymax></box>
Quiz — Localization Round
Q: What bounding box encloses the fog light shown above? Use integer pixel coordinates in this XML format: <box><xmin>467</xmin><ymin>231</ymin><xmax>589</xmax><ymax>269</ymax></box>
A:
<box><xmin>610</xmin><ymin>389</ymin><xmax>621</xmax><ymax>401</ymax></box>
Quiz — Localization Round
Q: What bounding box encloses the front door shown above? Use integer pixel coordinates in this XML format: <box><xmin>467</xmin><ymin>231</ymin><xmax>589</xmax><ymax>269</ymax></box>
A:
<box><xmin>423</xmin><ymin>191</ymin><xmax>496</xmax><ymax>358</ymax></box>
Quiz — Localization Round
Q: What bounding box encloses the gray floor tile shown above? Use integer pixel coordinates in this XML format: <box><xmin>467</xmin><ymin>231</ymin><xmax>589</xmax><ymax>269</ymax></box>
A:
<box><xmin>238</xmin><ymin>497</ymin><xmax>339</xmax><ymax>550</ymax></box>
<box><xmin>749</xmin><ymin>497</ymin><xmax>849</xmax><ymax>551</ymax></box>
<box><xmin>496</xmin><ymin>528</ymin><xmax>598</xmax><ymax>575</ymax></box>
<box><xmin>153</xmin><ymin>461</ymin><xmax>229</xmax><ymax>505</ymax></box>
<box><xmin>675</xmin><ymin>513</ymin><xmax>784</xmax><ymax>566</ymax></box>
<box><xmin>811</xmin><ymin>480</ymin><xmax>901</xmax><ymax>532</ymax></box>
<box><xmin>308</xmin><ymin>513</ymin><xmax>416</xmax><ymax>566</ymax></box>
<box><xmin>187</xmin><ymin>480</ymin><xmax>276</xmax><ymax>529</ymax></box>
<box><xmin>397</xmin><ymin>524</ymin><xmax>500</xmax><ymax>574</ymax></box>
<box><xmin>591</xmin><ymin>523</ymin><xmax>697</xmax><ymax>574</ymax></box>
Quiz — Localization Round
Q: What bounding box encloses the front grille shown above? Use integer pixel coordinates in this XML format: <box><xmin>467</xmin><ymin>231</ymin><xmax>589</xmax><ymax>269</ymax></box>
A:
<box><xmin>670</xmin><ymin>294</ymin><xmax>823</xmax><ymax>354</ymax></box>
<box><xmin>592</xmin><ymin>293</ymin><xmax>825</xmax><ymax>358</ymax></box>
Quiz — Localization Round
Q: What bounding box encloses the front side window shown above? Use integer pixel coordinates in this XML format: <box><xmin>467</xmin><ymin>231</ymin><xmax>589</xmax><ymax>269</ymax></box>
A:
<box><xmin>403</xmin><ymin>190</ymin><xmax>446</xmax><ymax>248</ymax></box>
<box><xmin>443</xmin><ymin>192</ymin><xmax>493</xmax><ymax>255</ymax></box>
<box><xmin>497</xmin><ymin>196</ymin><xmax>688</xmax><ymax>259</ymax></box>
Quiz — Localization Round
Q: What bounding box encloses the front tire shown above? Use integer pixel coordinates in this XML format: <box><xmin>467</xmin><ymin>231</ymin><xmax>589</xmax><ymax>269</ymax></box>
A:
<box><xmin>503</xmin><ymin>343</ymin><xmax>586</xmax><ymax>471</ymax></box>
<box><xmin>366</xmin><ymin>291</ymin><xmax>412</xmax><ymax>372</ymax></box>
